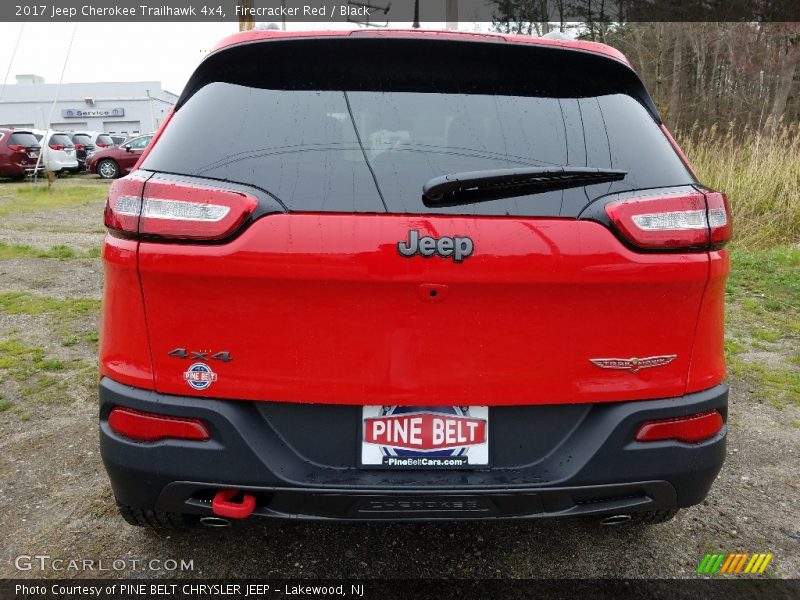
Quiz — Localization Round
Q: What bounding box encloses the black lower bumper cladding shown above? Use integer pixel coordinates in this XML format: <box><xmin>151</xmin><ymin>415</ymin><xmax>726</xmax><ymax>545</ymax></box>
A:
<box><xmin>99</xmin><ymin>378</ymin><xmax>727</xmax><ymax>521</ymax></box>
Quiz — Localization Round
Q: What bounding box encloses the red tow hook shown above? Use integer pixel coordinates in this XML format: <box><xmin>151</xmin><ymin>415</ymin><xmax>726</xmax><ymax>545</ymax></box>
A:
<box><xmin>212</xmin><ymin>489</ymin><xmax>256</xmax><ymax>519</ymax></box>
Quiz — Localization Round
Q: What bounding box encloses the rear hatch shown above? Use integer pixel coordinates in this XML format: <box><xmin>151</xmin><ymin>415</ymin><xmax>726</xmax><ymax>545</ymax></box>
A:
<box><xmin>124</xmin><ymin>36</ymin><xmax>716</xmax><ymax>406</ymax></box>
<box><xmin>7</xmin><ymin>131</ymin><xmax>40</xmax><ymax>162</ymax></box>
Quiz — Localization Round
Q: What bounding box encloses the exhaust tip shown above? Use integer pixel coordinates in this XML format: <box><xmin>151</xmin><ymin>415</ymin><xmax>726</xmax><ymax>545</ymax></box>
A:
<box><xmin>600</xmin><ymin>514</ymin><xmax>632</xmax><ymax>526</ymax></box>
<box><xmin>200</xmin><ymin>516</ymin><xmax>231</xmax><ymax>528</ymax></box>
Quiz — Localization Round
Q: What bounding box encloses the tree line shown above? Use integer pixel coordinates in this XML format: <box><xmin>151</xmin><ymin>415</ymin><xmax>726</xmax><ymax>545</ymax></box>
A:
<box><xmin>490</xmin><ymin>6</ymin><xmax>799</xmax><ymax>134</ymax></box>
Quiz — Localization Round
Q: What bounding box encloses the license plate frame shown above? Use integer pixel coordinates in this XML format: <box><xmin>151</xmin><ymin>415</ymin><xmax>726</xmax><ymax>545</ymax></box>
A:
<box><xmin>359</xmin><ymin>405</ymin><xmax>490</xmax><ymax>469</ymax></box>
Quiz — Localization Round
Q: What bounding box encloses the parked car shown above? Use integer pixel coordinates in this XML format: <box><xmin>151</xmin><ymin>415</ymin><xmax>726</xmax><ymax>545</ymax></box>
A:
<box><xmin>108</xmin><ymin>134</ymin><xmax>127</xmax><ymax>146</ymax></box>
<box><xmin>31</xmin><ymin>129</ymin><xmax>79</xmax><ymax>174</ymax></box>
<box><xmin>87</xmin><ymin>133</ymin><xmax>153</xmax><ymax>179</ymax></box>
<box><xmin>70</xmin><ymin>131</ymin><xmax>98</xmax><ymax>171</ymax></box>
<box><xmin>100</xmin><ymin>30</ymin><xmax>732</xmax><ymax>528</ymax></box>
<box><xmin>0</xmin><ymin>128</ymin><xmax>43</xmax><ymax>179</ymax></box>
<box><xmin>71</xmin><ymin>131</ymin><xmax>114</xmax><ymax>170</ymax></box>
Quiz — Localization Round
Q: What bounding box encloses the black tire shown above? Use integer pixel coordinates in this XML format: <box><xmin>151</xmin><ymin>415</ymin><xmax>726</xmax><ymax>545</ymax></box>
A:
<box><xmin>628</xmin><ymin>508</ymin><xmax>679</xmax><ymax>525</ymax></box>
<box><xmin>117</xmin><ymin>503</ymin><xmax>198</xmax><ymax>529</ymax></box>
<box><xmin>97</xmin><ymin>159</ymin><xmax>120</xmax><ymax>179</ymax></box>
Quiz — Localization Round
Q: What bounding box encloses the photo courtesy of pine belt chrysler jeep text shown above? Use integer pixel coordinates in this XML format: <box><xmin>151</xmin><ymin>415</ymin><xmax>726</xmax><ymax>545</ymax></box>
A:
<box><xmin>98</xmin><ymin>29</ymin><xmax>732</xmax><ymax>527</ymax></box>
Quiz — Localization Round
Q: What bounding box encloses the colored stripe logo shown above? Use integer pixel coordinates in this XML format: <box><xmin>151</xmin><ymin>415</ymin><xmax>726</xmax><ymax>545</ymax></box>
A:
<box><xmin>697</xmin><ymin>553</ymin><xmax>773</xmax><ymax>574</ymax></box>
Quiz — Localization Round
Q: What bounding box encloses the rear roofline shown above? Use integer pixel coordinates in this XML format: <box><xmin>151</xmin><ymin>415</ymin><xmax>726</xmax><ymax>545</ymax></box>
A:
<box><xmin>184</xmin><ymin>31</ymin><xmax>657</xmax><ymax>121</ymax></box>
<box><xmin>210</xmin><ymin>28</ymin><xmax>631</xmax><ymax>67</ymax></box>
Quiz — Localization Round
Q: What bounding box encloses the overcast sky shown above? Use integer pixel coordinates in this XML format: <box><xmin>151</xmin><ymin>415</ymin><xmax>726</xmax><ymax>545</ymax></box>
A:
<box><xmin>0</xmin><ymin>21</ymin><xmax>480</xmax><ymax>96</ymax></box>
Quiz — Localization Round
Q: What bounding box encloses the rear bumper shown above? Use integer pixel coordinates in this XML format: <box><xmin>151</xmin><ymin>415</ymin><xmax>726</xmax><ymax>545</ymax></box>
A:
<box><xmin>99</xmin><ymin>378</ymin><xmax>727</xmax><ymax>521</ymax></box>
<box><xmin>0</xmin><ymin>163</ymin><xmax>43</xmax><ymax>177</ymax></box>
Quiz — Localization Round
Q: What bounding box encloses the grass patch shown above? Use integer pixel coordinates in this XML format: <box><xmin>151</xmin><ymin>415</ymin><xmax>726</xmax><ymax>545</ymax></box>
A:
<box><xmin>0</xmin><ymin>339</ymin><xmax>43</xmax><ymax>370</ymax></box>
<box><xmin>679</xmin><ymin>124</ymin><xmax>800</xmax><ymax>249</ymax></box>
<box><xmin>19</xmin><ymin>374</ymin><xmax>69</xmax><ymax>404</ymax></box>
<box><xmin>0</xmin><ymin>336</ymin><xmax>94</xmax><ymax>415</ymax></box>
<box><xmin>0</xmin><ymin>241</ymin><xmax>101</xmax><ymax>260</ymax></box>
<box><xmin>728</xmin><ymin>358</ymin><xmax>800</xmax><ymax>408</ymax></box>
<box><xmin>0</xmin><ymin>339</ymin><xmax>69</xmax><ymax>381</ymax></box>
<box><xmin>726</xmin><ymin>247</ymin><xmax>800</xmax><ymax>407</ymax></box>
<box><xmin>0</xmin><ymin>185</ymin><xmax>106</xmax><ymax>217</ymax></box>
<box><xmin>0</xmin><ymin>292</ymin><xmax>100</xmax><ymax>319</ymax></box>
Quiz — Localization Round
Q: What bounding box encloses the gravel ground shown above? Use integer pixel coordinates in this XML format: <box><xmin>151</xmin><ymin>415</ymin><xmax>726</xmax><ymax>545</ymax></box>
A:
<box><xmin>0</xmin><ymin>180</ymin><xmax>798</xmax><ymax>579</ymax></box>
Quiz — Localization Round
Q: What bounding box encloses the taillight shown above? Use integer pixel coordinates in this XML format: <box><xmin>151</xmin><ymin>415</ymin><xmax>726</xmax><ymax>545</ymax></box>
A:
<box><xmin>108</xmin><ymin>407</ymin><xmax>210</xmax><ymax>442</ymax></box>
<box><xmin>49</xmin><ymin>144</ymin><xmax>64</xmax><ymax>150</ymax></box>
<box><xmin>104</xmin><ymin>176</ymin><xmax>146</xmax><ymax>235</ymax></box>
<box><xmin>705</xmin><ymin>191</ymin><xmax>733</xmax><ymax>248</ymax></box>
<box><xmin>104</xmin><ymin>176</ymin><xmax>257</xmax><ymax>241</ymax></box>
<box><xmin>97</xmin><ymin>143</ymin><xmax>108</xmax><ymax>148</ymax></box>
<box><xmin>605</xmin><ymin>190</ymin><xmax>732</xmax><ymax>250</ymax></box>
<box><xmin>74</xmin><ymin>143</ymin><xmax>85</xmax><ymax>150</ymax></box>
<box><xmin>635</xmin><ymin>410</ymin><xmax>724</xmax><ymax>443</ymax></box>
<box><xmin>8</xmin><ymin>144</ymin><xmax>24</xmax><ymax>151</ymax></box>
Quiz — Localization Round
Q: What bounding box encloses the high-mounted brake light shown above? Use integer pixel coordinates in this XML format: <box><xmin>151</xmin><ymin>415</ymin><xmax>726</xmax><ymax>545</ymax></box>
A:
<box><xmin>108</xmin><ymin>407</ymin><xmax>210</xmax><ymax>442</ymax></box>
<box><xmin>635</xmin><ymin>410</ymin><xmax>724</xmax><ymax>444</ymax></box>
<box><xmin>605</xmin><ymin>190</ymin><xmax>732</xmax><ymax>250</ymax></box>
<box><xmin>104</xmin><ymin>177</ymin><xmax>257</xmax><ymax>241</ymax></box>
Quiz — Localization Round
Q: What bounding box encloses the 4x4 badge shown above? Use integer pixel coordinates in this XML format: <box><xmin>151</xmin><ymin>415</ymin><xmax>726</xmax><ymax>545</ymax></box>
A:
<box><xmin>590</xmin><ymin>355</ymin><xmax>677</xmax><ymax>373</ymax></box>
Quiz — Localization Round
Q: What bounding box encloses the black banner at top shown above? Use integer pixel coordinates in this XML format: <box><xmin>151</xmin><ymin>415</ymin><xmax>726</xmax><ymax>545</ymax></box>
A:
<box><xmin>2</xmin><ymin>0</ymin><xmax>800</xmax><ymax>23</ymax></box>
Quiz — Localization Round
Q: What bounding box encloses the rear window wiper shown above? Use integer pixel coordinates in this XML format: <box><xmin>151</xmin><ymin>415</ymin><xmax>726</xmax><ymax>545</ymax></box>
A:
<box><xmin>422</xmin><ymin>167</ymin><xmax>627</xmax><ymax>207</ymax></box>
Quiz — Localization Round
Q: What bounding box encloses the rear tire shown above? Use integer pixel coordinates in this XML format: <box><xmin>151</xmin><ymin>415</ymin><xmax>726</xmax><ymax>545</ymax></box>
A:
<box><xmin>117</xmin><ymin>503</ymin><xmax>198</xmax><ymax>529</ymax></box>
<box><xmin>98</xmin><ymin>159</ymin><xmax>120</xmax><ymax>179</ymax></box>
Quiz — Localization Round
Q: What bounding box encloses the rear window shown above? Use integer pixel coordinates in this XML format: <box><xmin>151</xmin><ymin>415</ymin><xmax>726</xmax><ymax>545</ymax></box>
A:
<box><xmin>9</xmin><ymin>132</ymin><xmax>39</xmax><ymax>147</ymax></box>
<box><xmin>49</xmin><ymin>133</ymin><xmax>74</xmax><ymax>147</ymax></box>
<box><xmin>73</xmin><ymin>134</ymin><xmax>93</xmax><ymax>145</ymax></box>
<box><xmin>96</xmin><ymin>134</ymin><xmax>114</xmax><ymax>146</ymax></box>
<box><xmin>143</xmin><ymin>39</ymin><xmax>694</xmax><ymax>216</ymax></box>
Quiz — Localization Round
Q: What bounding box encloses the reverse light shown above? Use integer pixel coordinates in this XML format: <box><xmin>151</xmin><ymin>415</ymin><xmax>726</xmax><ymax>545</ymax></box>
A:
<box><xmin>104</xmin><ymin>177</ymin><xmax>257</xmax><ymax>241</ymax></box>
<box><xmin>108</xmin><ymin>407</ymin><xmax>210</xmax><ymax>442</ymax></box>
<box><xmin>635</xmin><ymin>410</ymin><xmax>724</xmax><ymax>444</ymax></box>
<box><xmin>605</xmin><ymin>190</ymin><xmax>732</xmax><ymax>250</ymax></box>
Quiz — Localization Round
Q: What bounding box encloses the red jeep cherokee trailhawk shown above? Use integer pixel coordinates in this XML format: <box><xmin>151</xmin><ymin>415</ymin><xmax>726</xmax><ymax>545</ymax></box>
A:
<box><xmin>99</xmin><ymin>30</ymin><xmax>731</xmax><ymax>527</ymax></box>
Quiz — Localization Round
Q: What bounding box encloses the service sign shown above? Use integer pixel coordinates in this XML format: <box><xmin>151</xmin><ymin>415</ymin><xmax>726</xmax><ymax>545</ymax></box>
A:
<box><xmin>61</xmin><ymin>108</ymin><xmax>125</xmax><ymax>118</ymax></box>
<box><xmin>361</xmin><ymin>406</ymin><xmax>489</xmax><ymax>468</ymax></box>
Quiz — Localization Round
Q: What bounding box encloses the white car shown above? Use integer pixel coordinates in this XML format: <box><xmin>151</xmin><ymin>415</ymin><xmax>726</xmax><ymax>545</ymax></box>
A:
<box><xmin>31</xmin><ymin>129</ymin><xmax>79</xmax><ymax>174</ymax></box>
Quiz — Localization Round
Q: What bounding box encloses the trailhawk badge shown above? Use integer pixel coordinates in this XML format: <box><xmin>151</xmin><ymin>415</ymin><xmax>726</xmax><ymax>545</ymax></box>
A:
<box><xmin>183</xmin><ymin>362</ymin><xmax>218</xmax><ymax>390</ymax></box>
<box><xmin>590</xmin><ymin>355</ymin><xmax>677</xmax><ymax>373</ymax></box>
<box><xmin>361</xmin><ymin>406</ymin><xmax>489</xmax><ymax>467</ymax></box>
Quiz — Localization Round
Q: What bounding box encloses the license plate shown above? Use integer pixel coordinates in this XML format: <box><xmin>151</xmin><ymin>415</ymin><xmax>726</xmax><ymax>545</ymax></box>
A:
<box><xmin>29</xmin><ymin>151</ymin><xmax>39</xmax><ymax>158</ymax></box>
<box><xmin>360</xmin><ymin>406</ymin><xmax>489</xmax><ymax>468</ymax></box>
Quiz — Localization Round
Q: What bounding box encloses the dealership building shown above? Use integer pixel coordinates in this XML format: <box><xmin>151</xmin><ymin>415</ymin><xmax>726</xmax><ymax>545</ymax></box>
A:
<box><xmin>0</xmin><ymin>75</ymin><xmax>178</xmax><ymax>136</ymax></box>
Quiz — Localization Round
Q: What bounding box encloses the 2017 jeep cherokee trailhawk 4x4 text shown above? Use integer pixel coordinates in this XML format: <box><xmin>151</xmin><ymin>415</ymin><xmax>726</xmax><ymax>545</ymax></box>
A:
<box><xmin>99</xmin><ymin>29</ymin><xmax>732</xmax><ymax>527</ymax></box>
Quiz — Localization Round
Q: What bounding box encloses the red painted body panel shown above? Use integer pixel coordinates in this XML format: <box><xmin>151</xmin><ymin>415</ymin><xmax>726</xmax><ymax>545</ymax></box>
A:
<box><xmin>99</xmin><ymin>234</ymin><xmax>154</xmax><ymax>389</ymax></box>
<box><xmin>210</xmin><ymin>29</ymin><xmax>630</xmax><ymax>66</ymax></box>
<box><xmin>686</xmin><ymin>250</ymin><xmax>729</xmax><ymax>393</ymax></box>
<box><xmin>133</xmin><ymin>214</ymin><xmax>715</xmax><ymax>406</ymax></box>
